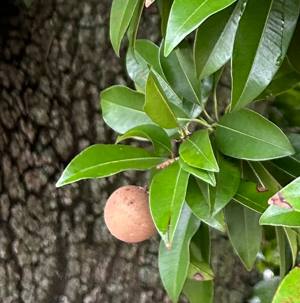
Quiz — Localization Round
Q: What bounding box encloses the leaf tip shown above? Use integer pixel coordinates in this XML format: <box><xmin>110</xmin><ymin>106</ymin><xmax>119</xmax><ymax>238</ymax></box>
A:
<box><xmin>166</xmin><ymin>242</ymin><xmax>172</xmax><ymax>250</ymax></box>
<box><xmin>55</xmin><ymin>178</ymin><xmax>63</xmax><ymax>188</ymax></box>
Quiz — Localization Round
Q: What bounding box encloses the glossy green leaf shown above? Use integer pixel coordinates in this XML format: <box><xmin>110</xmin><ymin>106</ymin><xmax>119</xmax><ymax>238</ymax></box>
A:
<box><xmin>260</xmin><ymin>205</ymin><xmax>300</xmax><ymax>227</ymax></box>
<box><xmin>101</xmin><ymin>86</ymin><xmax>153</xmax><ymax>134</ymax></box>
<box><xmin>116</xmin><ymin>124</ymin><xmax>172</xmax><ymax>156</ymax></box>
<box><xmin>201</xmin><ymin>75</ymin><xmax>214</xmax><ymax>105</ymax></box>
<box><xmin>180</xmin><ymin>130</ymin><xmax>219</xmax><ymax>172</ymax></box>
<box><xmin>160</xmin><ymin>41</ymin><xmax>202</xmax><ymax>105</ymax></box>
<box><xmin>56</xmin><ymin>145</ymin><xmax>164</xmax><ymax>187</ymax></box>
<box><xmin>211</xmin><ymin>153</ymin><xmax>240</xmax><ymax>215</ymax></box>
<box><xmin>233</xmin><ymin>180</ymin><xmax>272</xmax><ymax>213</ymax></box>
<box><xmin>182</xmin><ymin>99</ymin><xmax>203</xmax><ymax>119</ymax></box>
<box><xmin>164</xmin><ymin>0</ymin><xmax>238</xmax><ymax>56</ymax></box>
<box><xmin>159</xmin><ymin>203</ymin><xmax>200</xmax><ymax>303</ymax></box>
<box><xmin>126</xmin><ymin>40</ymin><xmax>164</xmax><ymax>90</ymax></box>
<box><xmin>288</xmin><ymin>18</ymin><xmax>300</xmax><ymax>73</ymax></box>
<box><xmin>224</xmin><ymin>201</ymin><xmax>262</xmax><ymax>270</ymax></box>
<box><xmin>249</xmin><ymin>277</ymin><xmax>280</xmax><ymax>303</ymax></box>
<box><xmin>194</xmin><ymin>0</ymin><xmax>242</xmax><ymax>79</ymax></box>
<box><xmin>215</xmin><ymin>108</ymin><xmax>295</xmax><ymax>160</ymax></box>
<box><xmin>150</xmin><ymin>162</ymin><xmax>190</xmax><ymax>246</ymax></box>
<box><xmin>186</xmin><ymin>177</ymin><xmax>225</xmax><ymax>231</ymax></box>
<box><xmin>272</xmin><ymin>133</ymin><xmax>300</xmax><ymax>178</ymax></box>
<box><xmin>179</xmin><ymin>158</ymin><xmax>216</xmax><ymax>186</ymax></box>
<box><xmin>255</xmin><ymin>59</ymin><xmax>300</xmax><ymax>101</ymax></box>
<box><xmin>272</xmin><ymin>266</ymin><xmax>300</xmax><ymax>303</ymax></box>
<box><xmin>152</xmin><ymin>70</ymin><xmax>196</xmax><ymax>119</ymax></box>
<box><xmin>268</xmin><ymin>177</ymin><xmax>300</xmax><ymax>212</ymax></box>
<box><xmin>284</xmin><ymin>227</ymin><xmax>298</xmax><ymax>267</ymax></box>
<box><xmin>127</xmin><ymin>0</ymin><xmax>144</xmax><ymax>53</ymax></box>
<box><xmin>231</xmin><ymin>0</ymin><xmax>300</xmax><ymax>110</ymax></box>
<box><xmin>110</xmin><ymin>0</ymin><xmax>139</xmax><ymax>55</ymax></box>
<box><xmin>144</xmin><ymin>71</ymin><xmax>179</xmax><ymax>129</ymax></box>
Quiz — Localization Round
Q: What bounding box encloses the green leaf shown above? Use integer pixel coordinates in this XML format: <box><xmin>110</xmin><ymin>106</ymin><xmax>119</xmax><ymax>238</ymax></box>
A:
<box><xmin>211</xmin><ymin>152</ymin><xmax>240</xmax><ymax>215</ymax></box>
<box><xmin>144</xmin><ymin>71</ymin><xmax>180</xmax><ymax>129</ymax></box>
<box><xmin>164</xmin><ymin>0</ymin><xmax>238</xmax><ymax>56</ymax></box>
<box><xmin>180</xmin><ymin>130</ymin><xmax>219</xmax><ymax>172</ymax></box>
<box><xmin>231</xmin><ymin>0</ymin><xmax>300</xmax><ymax>111</ymax></box>
<box><xmin>101</xmin><ymin>86</ymin><xmax>153</xmax><ymax>134</ymax></box>
<box><xmin>110</xmin><ymin>0</ymin><xmax>139</xmax><ymax>55</ymax></box>
<box><xmin>56</xmin><ymin>145</ymin><xmax>164</xmax><ymax>187</ymax></box>
<box><xmin>186</xmin><ymin>177</ymin><xmax>225</xmax><ymax>231</ymax></box>
<box><xmin>183</xmin><ymin>280</ymin><xmax>213</xmax><ymax>303</ymax></box>
<box><xmin>116</xmin><ymin>124</ymin><xmax>172</xmax><ymax>156</ymax></box>
<box><xmin>268</xmin><ymin>176</ymin><xmax>300</xmax><ymax>212</ymax></box>
<box><xmin>126</xmin><ymin>40</ymin><xmax>164</xmax><ymax>90</ymax></box>
<box><xmin>127</xmin><ymin>0</ymin><xmax>144</xmax><ymax>53</ymax></box>
<box><xmin>179</xmin><ymin>158</ymin><xmax>216</xmax><ymax>186</ymax></box>
<box><xmin>254</xmin><ymin>59</ymin><xmax>300</xmax><ymax>101</ymax></box>
<box><xmin>186</xmin><ymin>260</ymin><xmax>214</xmax><ymax>281</ymax></box>
<box><xmin>288</xmin><ymin>18</ymin><xmax>300</xmax><ymax>73</ymax></box>
<box><xmin>215</xmin><ymin>108</ymin><xmax>295</xmax><ymax>160</ymax></box>
<box><xmin>284</xmin><ymin>227</ymin><xmax>298</xmax><ymax>267</ymax></box>
<box><xmin>260</xmin><ymin>205</ymin><xmax>300</xmax><ymax>227</ymax></box>
<box><xmin>272</xmin><ymin>267</ymin><xmax>300</xmax><ymax>303</ymax></box>
<box><xmin>183</xmin><ymin>224</ymin><xmax>214</xmax><ymax>303</ymax></box>
<box><xmin>233</xmin><ymin>180</ymin><xmax>272</xmax><ymax>213</ymax></box>
<box><xmin>224</xmin><ymin>201</ymin><xmax>262</xmax><ymax>270</ymax></box>
<box><xmin>160</xmin><ymin>41</ymin><xmax>202</xmax><ymax>105</ymax></box>
<box><xmin>194</xmin><ymin>0</ymin><xmax>243</xmax><ymax>79</ymax></box>
<box><xmin>159</xmin><ymin>203</ymin><xmax>200</xmax><ymax>303</ymax></box>
<box><xmin>272</xmin><ymin>133</ymin><xmax>300</xmax><ymax>178</ymax></box>
<box><xmin>152</xmin><ymin>70</ymin><xmax>196</xmax><ymax>119</ymax></box>
<box><xmin>150</xmin><ymin>161</ymin><xmax>190</xmax><ymax>246</ymax></box>
<box><xmin>249</xmin><ymin>277</ymin><xmax>280</xmax><ymax>303</ymax></box>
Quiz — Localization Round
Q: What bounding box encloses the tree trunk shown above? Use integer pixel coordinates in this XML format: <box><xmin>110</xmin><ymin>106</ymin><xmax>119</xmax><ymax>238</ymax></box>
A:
<box><xmin>0</xmin><ymin>1</ymin><xmax>259</xmax><ymax>302</ymax></box>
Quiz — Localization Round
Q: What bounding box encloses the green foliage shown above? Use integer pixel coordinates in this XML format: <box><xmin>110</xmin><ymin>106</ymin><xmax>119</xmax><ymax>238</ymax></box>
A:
<box><xmin>57</xmin><ymin>0</ymin><xmax>300</xmax><ymax>302</ymax></box>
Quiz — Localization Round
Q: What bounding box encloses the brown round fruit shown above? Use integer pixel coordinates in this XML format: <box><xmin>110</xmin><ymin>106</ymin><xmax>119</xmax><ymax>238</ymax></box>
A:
<box><xmin>104</xmin><ymin>185</ymin><xmax>156</xmax><ymax>243</ymax></box>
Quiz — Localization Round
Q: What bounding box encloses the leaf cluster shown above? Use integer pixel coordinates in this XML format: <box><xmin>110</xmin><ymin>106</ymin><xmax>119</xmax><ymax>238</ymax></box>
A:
<box><xmin>57</xmin><ymin>0</ymin><xmax>300</xmax><ymax>302</ymax></box>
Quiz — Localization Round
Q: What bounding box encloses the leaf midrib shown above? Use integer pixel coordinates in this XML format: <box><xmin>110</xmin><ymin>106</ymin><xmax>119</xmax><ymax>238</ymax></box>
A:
<box><xmin>217</xmin><ymin>124</ymin><xmax>290</xmax><ymax>152</ymax></box>
<box><xmin>201</xmin><ymin>5</ymin><xmax>237</xmax><ymax>77</ymax></box>
<box><xmin>175</xmin><ymin>51</ymin><xmax>201</xmax><ymax>105</ymax></box>
<box><xmin>234</xmin><ymin>0</ymin><xmax>274</xmax><ymax>109</ymax></box>
<box><xmin>102</xmin><ymin>99</ymin><xmax>145</xmax><ymax>114</ymax></box>
<box><xmin>65</xmin><ymin>156</ymin><xmax>160</xmax><ymax>179</ymax></box>
<box><xmin>170</xmin><ymin>168</ymin><xmax>184</xmax><ymax>240</ymax></box>
<box><xmin>233</xmin><ymin>195</ymin><xmax>265</xmax><ymax>212</ymax></box>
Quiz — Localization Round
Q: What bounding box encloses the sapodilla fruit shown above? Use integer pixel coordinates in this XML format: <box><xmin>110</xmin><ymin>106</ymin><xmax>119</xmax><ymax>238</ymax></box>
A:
<box><xmin>104</xmin><ymin>185</ymin><xmax>156</xmax><ymax>243</ymax></box>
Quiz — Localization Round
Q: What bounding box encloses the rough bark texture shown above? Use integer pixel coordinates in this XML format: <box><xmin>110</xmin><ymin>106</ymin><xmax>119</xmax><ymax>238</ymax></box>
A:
<box><xmin>0</xmin><ymin>1</ymin><xmax>259</xmax><ymax>302</ymax></box>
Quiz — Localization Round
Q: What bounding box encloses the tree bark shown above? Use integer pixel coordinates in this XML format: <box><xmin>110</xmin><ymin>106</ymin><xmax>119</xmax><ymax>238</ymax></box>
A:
<box><xmin>0</xmin><ymin>1</ymin><xmax>259</xmax><ymax>302</ymax></box>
